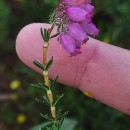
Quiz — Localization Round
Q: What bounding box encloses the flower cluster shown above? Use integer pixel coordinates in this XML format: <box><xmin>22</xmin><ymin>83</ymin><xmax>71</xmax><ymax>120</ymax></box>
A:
<box><xmin>54</xmin><ymin>0</ymin><xmax>99</xmax><ymax>55</ymax></box>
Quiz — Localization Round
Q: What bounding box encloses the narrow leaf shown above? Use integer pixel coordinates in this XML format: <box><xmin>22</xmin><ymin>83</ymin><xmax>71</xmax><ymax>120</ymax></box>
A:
<box><xmin>44</xmin><ymin>28</ymin><xmax>49</xmax><ymax>42</ymax></box>
<box><xmin>40</xmin><ymin>122</ymin><xmax>54</xmax><ymax>130</ymax></box>
<box><xmin>46</xmin><ymin>30</ymin><xmax>49</xmax><ymax>42</ymax></box>
<box><xmin>57</xmin><ymin>25</ymin><xmax>61</xmax><ymax>33</ymax></box>
<box><xmin>40</xmin><ymin>113</ymin><xmax>53</xmax><ymax>121</ymax></box>
<box><xmin>44</xmin><ymin>28</ymin><xmax>47</xmax><ymax>41</ymax></box>
<box><xmin>40</xmin><ymin>28</ymin><xmax>45</xmax><ymax>41</ymax></box>
<box><xmin>57</xmin><ymin>111</ymin><xmax>69</xmax><ymax>120</ymax></box>
<box><xmin>50</xmin><ymin>33</ymin><xmax>60</xmax><ymax>39</ymax></box>
<box><xmin>33</xmin><ymin>60</ymin><xmax>44</xmax><ymax>70</ymax></box>
<box><xmin>53</xmin><ymin>94</ymin><xmax>64</xmax><ymax>106</ymax></box>
<box><xmin>43</xmin><ymin>96</ymin><xmax>50</xmax><ymax>106</ymax></box>
<box><xmin>45</xmin><ymin>56</ymin><xmax>53</xmax><ymax>70</ymax></box>
<box><xmin>57</xmin><ymin>118</ymin><xmax>64</xmax><ymax>128</ymax></box>
<box><xmin>30</xmin><ymin>83</ymin><xmax>48</xmax><ymax>91</ymax></box>
<box><xmin>50</xmin><ymin>76</ymin><xmax>58</xmax><ymax>88</ymax></box>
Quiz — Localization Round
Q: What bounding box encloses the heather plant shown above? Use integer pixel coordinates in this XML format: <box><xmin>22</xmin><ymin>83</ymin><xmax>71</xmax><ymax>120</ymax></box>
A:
<box><xmin>1</xmin><ymin>0</ymin><xmax>130</xmax><ymax>130</ymax></box>
<box><xmin>30</xmin><ymin>0</ymin><xmax>99</xmax><ymax>129</ymax></box>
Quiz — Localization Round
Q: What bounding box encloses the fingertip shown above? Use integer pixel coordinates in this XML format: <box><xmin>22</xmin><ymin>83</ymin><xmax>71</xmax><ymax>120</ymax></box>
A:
<box><xmin>15</xmin><ymin>22</ymin><xmax>130</xmax><ymax>115</ymax></box>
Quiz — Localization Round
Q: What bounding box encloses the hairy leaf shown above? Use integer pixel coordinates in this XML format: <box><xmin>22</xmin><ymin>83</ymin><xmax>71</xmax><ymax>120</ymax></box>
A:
<box><xmin>50</xmin><ymin>76</ymin><xmax>58</xmax><ymax>88</ymax></box>
<box><xmin>30</xmin><ymin>83</ymin><xmax>48</xmax><ymax>91</ymax></box>
<box><xmin>33</xmin><ymin>60</ymin><xmax>44</xmax><ymax>70</ymax></box>
<box><xmin>40</xmin><ymin>113</ymin><xmax>53</xmax><ymax>121</ymax></box>
<box><xmin>53</xmin><ymin>94</ymin><xmax>64</xmax><ymax>106</ymax></box>
<box><xmin>45</xmin><ymin>56</ymin><xmax>53</xmax><ymax>70</ymax></box>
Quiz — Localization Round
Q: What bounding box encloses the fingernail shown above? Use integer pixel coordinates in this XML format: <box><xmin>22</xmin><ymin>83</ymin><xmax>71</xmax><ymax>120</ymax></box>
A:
<box><xmin>83</xmin><ymin>91</ymin><xmax>93</xmax><ymax>98</ymax></box>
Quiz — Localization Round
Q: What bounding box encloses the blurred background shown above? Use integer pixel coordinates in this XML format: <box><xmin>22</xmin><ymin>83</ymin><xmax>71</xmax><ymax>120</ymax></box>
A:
<box><xmin>0</xmin><ymin>0</ymin><xmax>130</xmax><ymax>130</ymax></box>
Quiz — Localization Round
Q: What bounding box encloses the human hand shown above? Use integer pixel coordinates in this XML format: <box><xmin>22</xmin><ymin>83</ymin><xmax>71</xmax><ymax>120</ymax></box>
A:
<box><xmin>16</xmin><ymin>23</ymin><xmax>130</xmax><ymax>115</ymax></box>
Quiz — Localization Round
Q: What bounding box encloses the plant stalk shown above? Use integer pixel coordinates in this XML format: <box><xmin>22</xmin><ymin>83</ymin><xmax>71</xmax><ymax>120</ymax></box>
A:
<box><xmin>43</xmin><ymin>32</ymin><xmax>57</xmax><ymax>126</ymax></box>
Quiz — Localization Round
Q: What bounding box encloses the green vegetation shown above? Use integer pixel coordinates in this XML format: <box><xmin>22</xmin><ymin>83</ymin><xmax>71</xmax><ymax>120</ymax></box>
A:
<box><xmin>0</xmin><ymin>0</ymin><xmax>130</xmax><ymax>130</ymax></box>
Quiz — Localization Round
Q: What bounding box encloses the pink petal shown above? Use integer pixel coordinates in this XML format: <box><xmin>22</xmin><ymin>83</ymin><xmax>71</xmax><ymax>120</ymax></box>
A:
<box><xmin>82</xmin><ymin>22</ymin><xmax>99</xmax><ymax>37</ymax></box>
<box><xmin>59</xmin><ymin>33</ymin><xmax>76</xmax><ymax>53</ymax></box>
<box><xmin>65</xmin><ymin>6</ymin><xmax>89</xmax><ymax>22</ymax></box>
<box><xmin>68</xmin><ymin>23</ymin><xmax>88</xmax><ymax>42</ymax></box>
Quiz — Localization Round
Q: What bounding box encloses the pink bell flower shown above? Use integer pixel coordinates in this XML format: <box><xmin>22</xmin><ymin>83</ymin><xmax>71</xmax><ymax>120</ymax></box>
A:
<box><xmin>82</xmin><ymin>22</ymin><xmax>99</xmax><ymax>37</ymax></box>
<box><xmin>81</xmin><ymin>4</ymin><xmax>94</xmax><ymax>13</ymax></box>
<box><xmin>60</xmin><ymin>33</ymin><xmax>81</xmax><ymax>55</ymax></box>
<box><xmin>65</xmin><ymin>6</ymin><xmax>92</xmax><ymax>22</ymax></box>
<box><xmin>54</xmin><ymin>0</ymin><xmax>99</xmax><ymax>55</ymax></box>
<box><xmin>68</xmin><ymin>23</ymin><xmax>88</xmax><ymax>42</ymax></box>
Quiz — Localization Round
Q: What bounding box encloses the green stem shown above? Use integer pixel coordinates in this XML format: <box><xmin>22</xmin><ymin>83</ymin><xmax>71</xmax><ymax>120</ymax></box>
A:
<box><xmin>43</xmin><ymin>41</ymin><xmax>58</xmax><ymax>129</ymax></box>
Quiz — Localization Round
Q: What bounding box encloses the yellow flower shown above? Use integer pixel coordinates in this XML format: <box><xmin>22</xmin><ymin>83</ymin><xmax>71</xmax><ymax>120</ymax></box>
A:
<box><xmin>10</xmin><ymin>79</ymin><xmax>21</xmax><ymax>90</ymax></box>
<box><xmin>16</xmin><ymin>114</ymin><xmax>26</xmax><ymax>124</ymax></box>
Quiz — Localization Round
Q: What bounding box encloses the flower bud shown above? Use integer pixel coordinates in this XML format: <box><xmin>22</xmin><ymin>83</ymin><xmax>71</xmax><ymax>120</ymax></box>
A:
<box><xmin>59</xmin><ymin>33</ymin><xmax>81</xmax><ymax>55</ymax></box>
<box><xmin>59</xmin><ymin>33</ymin><xmax>76</xmax><ymax>53</ymax></box>
<box><xmin>81</xmin><ymin>4</ymin><xmax>94</xmax><ymax>13</ymax></box>
<box><xmin>82</xmin><ymin>22</ymin><xmax>99</xmax><ymax>37</ymax></box>
<box><xmin>68</xmin><ymin>23</ymin><xmax>88</xmax><ymax>42</ymax></box>
<box><xmin>65</xmin><ymin>6</ymin><xmax>89</xmax><ymax>22</ymax></box>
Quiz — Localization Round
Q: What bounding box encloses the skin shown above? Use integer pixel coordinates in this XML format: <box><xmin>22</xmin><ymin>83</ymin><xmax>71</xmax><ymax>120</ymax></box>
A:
<box><xmin>16</xmin><ymin>23</ymin><xmax>130</xmax><ymax>115</ymax></box>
